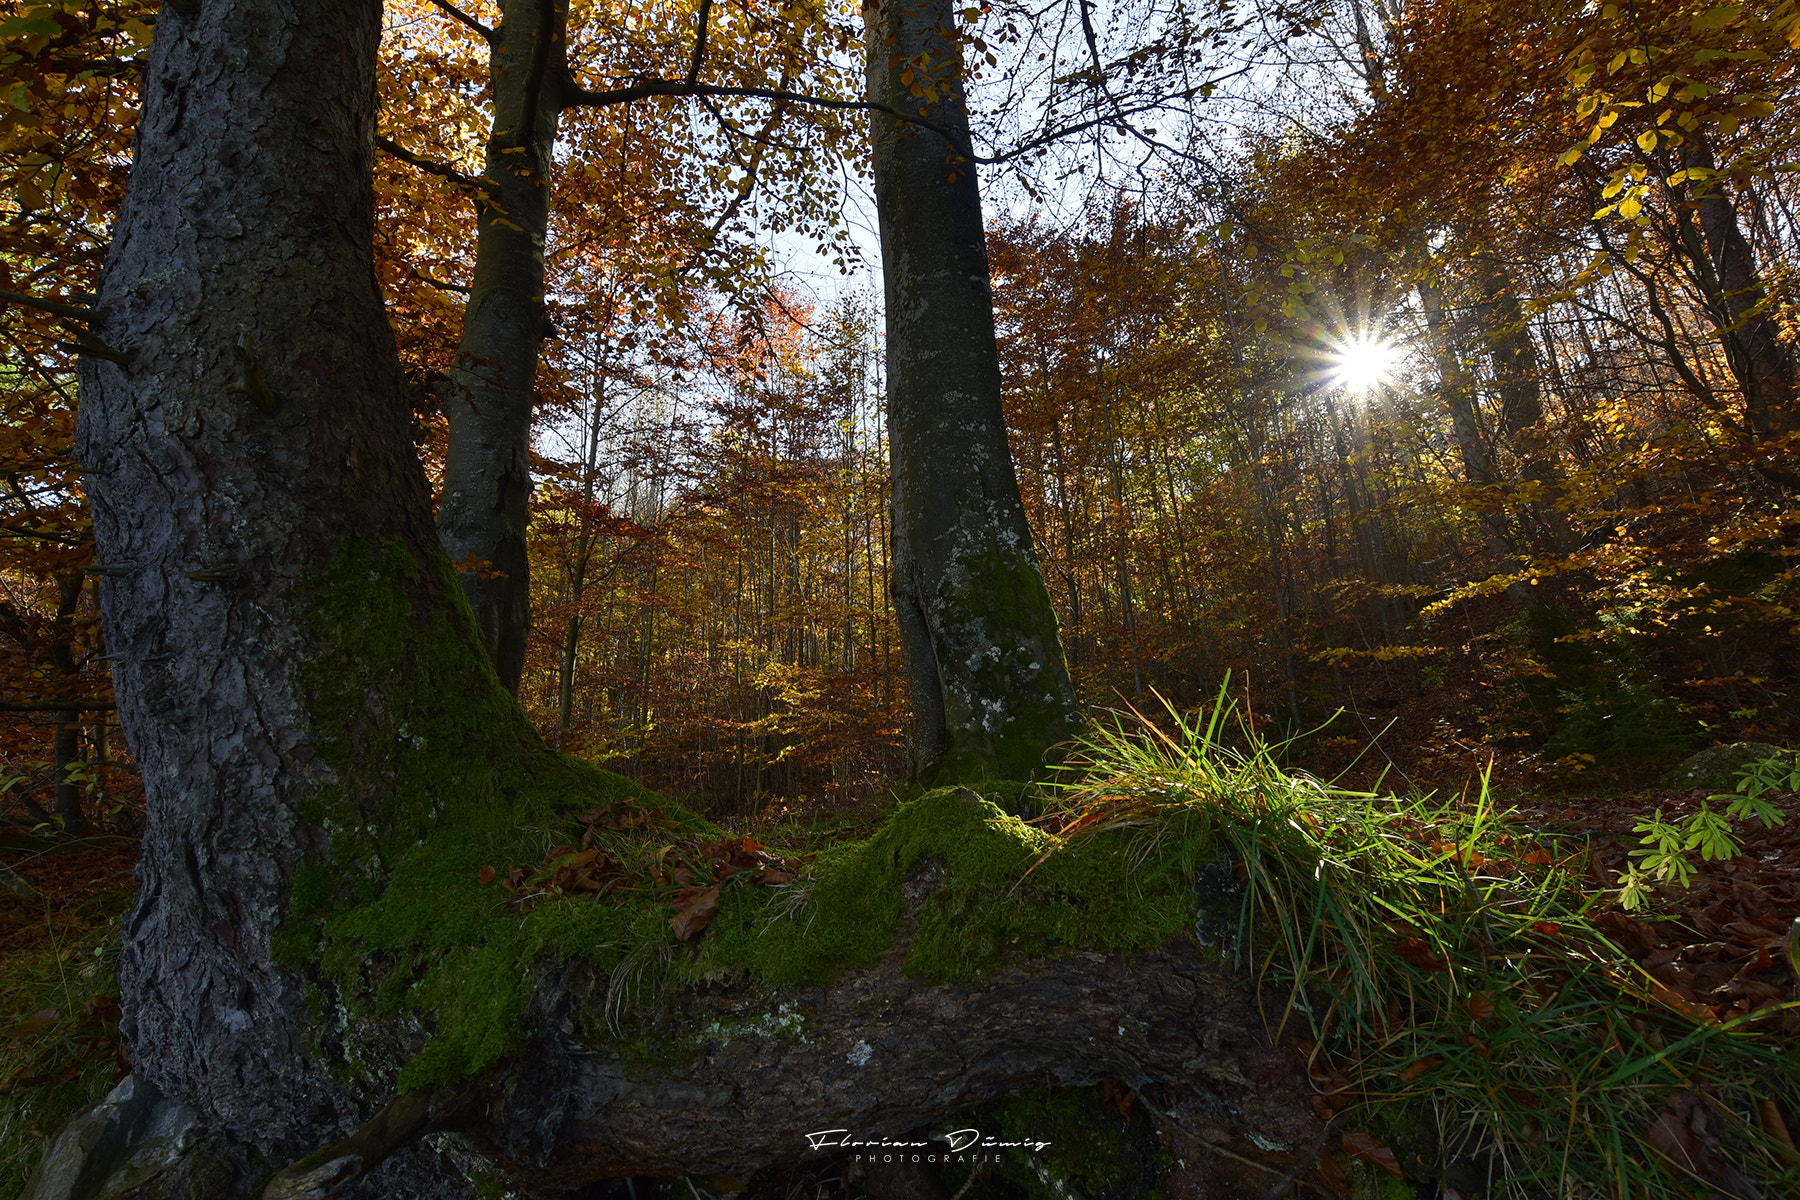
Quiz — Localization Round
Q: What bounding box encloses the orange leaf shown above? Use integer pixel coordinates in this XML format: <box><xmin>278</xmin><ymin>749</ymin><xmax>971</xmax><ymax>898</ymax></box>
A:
<box><xmin>1646</xmin><ymin>1111</ymin><xmax>1703</xmax><ymax>1176</ymax></box>
<box><xmin>477</xmin><ymin>865</ymin><xmax>496</xmax><ymax>885</ymax></box>
<box><xmin>1396</xmin><ymin>937</ymin><xmax>1449</xmax><ymax>971</ymax></box>
<box><xmin>1397</xmin><ymin>1056</ymin><xmax>1441</xmax><ymax>1083</ymax></box>
<box><xmin>670</xmin><ymin>884</ymin><xmax>722</xmax><ymax>940</ymax></box>
<box><xmin>1341</xmin><ymin>1131</ymin><xmax>1403</xmax><ymax>1177</ymax></box>
<box><xmin>1464</xmin><ymin>990</ymin><xmax>1496</xmax><ymax>1020</ymax></box>
<box><xmin>1504</xmin><ymin>1086</ymin><xmax>1542</xmax><ymax>1110</ymax></box>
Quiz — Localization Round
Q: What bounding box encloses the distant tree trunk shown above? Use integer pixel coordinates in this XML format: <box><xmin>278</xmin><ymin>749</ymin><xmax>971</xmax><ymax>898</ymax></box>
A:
<box><xmin>1677</xmin><ymin>136</ymin><xmax>1798</xmax><ymax>443</ymax></box>
<box><xmin>437</xmin><ymin>0</ymin><xmax>569</xmax><ymax>694</ymax></box>
<box><xmin>49</xmin><ymin>571</ymin><xmax>88</xmax><ymax>833</ymax></box>
<box><xmin>864</xmin><ymin>0</ymin><xmax>1079</xmax><ymax>782</ymax></box>
<box><xmin>1418</xmin><ymin>274</ymin><xmax>1533</xmax><ymax>607</ymax></box>
<box><xmin>75</xmin><ymin>0</ymin><xmax>512</xmax><ymax>1170</ymax></box>
<box><xmin>1473</xmin><ymin>258</ymin><xmax>1569</xmax><ymax>551</ymax></box>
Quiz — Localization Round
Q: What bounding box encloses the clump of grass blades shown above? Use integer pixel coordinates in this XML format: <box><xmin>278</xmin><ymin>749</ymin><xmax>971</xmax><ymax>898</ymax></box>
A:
<box><xmin>1040</xmin><ymin>688</ymin><xmax>1800</xmax><ymax>1199</ymax></box>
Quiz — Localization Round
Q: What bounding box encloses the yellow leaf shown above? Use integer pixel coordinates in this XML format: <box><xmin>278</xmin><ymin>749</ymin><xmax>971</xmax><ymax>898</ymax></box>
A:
<box><xmin>1636</xmin><ymin>129</ymin><xmax>1658</xmax><ymax>152</ymax></box>
<box><xmin>1691</xmin><ymin>5</ymin><xmax>1742</xmax><ymax>32</ymax></box>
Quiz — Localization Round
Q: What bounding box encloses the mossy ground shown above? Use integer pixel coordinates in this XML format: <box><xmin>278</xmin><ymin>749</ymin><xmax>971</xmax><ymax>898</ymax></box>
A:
<box><xmin>288</xmin><ymin>541</ymin><xmax>1215</xmax><ymax>1095</ymax></box>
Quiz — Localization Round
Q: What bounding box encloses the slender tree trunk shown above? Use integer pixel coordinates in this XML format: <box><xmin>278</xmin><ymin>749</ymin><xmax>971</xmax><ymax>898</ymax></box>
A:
<box><xmin>48</xmin><ymin>572</ymin><xmax>88</xmax><ymax>833</ymax></box>
<box><xmin>1679</xmin><ymin>136</ymin><xmax>1798</xmax><ymax>442</ymax></box>
<box><xmin>1474</xmin><ymin>259</ymin><xmax>1570</xmax><ymax>551</ymax></box>
<box><xmin>437</xmin><ymin>0</ymin><xmax>569</xmax><ymax>694</ymax></box>
<box><xmin>865</xmin><ymin>0</ymin><xmax>1078</xmax><ymax>782</ymax></box>
<box><xmin>74</xmin><ymin>0</ymin><xmax>520</xmax><ymax>1173</ymax></box>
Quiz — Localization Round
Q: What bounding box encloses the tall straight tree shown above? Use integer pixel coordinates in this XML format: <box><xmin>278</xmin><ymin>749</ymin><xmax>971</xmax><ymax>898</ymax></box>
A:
<box><xmin>435</xmin><ymin>0</ymin><xmax>569</xmax><ymax>694</ymax></box>
<box><xmin>864</xmin><ymin>0</ymin><xmax>1079</xmax><ymax>782</ymax></box>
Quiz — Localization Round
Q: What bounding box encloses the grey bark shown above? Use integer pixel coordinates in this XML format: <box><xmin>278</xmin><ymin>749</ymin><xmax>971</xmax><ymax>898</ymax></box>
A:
<box><xmin>436</xmin><ymin>0</ymin><xmax>569</xmax><ymax>694</ymax></box>
<box><xmin>74</xmin><ymin>0</ymin><xmax>461</xmax><ymax>1160</ymax></box>
<box><xmin>864</xmin><ymin>0</ymin><xmax>1079</xmax><ymax>783</ymax></box>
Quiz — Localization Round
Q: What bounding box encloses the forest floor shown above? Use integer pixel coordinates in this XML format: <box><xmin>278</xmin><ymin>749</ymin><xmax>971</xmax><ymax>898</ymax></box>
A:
<box><xmin>0</xmin><ymin>772</ymin><xmax>1797</xmax><ymax>1197</ymax></box>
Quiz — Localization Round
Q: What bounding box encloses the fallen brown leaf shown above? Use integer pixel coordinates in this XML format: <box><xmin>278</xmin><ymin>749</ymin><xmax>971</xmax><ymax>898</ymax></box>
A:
<box><xmin>1341</xmin><ymin>1131</ymin><xmax>1403</xmax><ymax>1176</ymax></box>
<box><xmin>670</xmin><ymin>884</ymin><xmax>722</xmax><ymax>940</ymax></box>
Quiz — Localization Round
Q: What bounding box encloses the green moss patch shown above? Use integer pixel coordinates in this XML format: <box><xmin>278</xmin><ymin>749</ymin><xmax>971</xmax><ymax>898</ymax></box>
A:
<box><xmin>286</xmin><ymin>543</ymin><xmax>1209</xmax><ymax>1095</ymax></box>
<box><xmin>694</xmin><ymin>782</ymin><xmax>1204</xmax><ymax>987</ymax></box>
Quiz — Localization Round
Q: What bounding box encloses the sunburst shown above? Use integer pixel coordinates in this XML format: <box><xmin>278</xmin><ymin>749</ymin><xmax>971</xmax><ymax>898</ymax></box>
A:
<box><xmin>1329</xmin><ymin>331</ymin><xmax>1401</xmax><ymax>394</ymax></box>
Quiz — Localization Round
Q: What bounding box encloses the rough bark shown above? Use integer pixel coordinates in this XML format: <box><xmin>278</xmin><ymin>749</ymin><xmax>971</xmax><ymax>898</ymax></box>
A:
<box><xmin>865</xmin><ymin>0</ymin><xmax>1079</xmax><ymax>783</ymax></box>
<box><xmin>73</xmin><ymin>0</ymin><xmax>479</xmax><ymax>1162</ymax></box>
<box><xmin>436</xmin><ymin>0</ymin><xmax>568</xmax><ymax>694</ymax></box>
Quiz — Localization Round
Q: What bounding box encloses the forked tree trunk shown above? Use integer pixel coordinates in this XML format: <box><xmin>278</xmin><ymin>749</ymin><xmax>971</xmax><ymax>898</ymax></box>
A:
<box><xmin>74</xmin><ymin>0</ymin><xmax>504</xmax><ymax>1169</ymax></box>
<box><xmin>864</xmin><ymin>0</ymin><xmax>1079</xmax><ymax>783</ymax></box>
<box><xmin>437</xmin><ymin>0</ymin><xmax>570</xmax><ymax>694</ymax></box>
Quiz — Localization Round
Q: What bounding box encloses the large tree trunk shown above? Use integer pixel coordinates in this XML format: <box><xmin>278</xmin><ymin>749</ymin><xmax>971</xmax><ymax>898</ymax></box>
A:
<box><xmin>864</xmin><ymin>0</ymin><xmax>1079</xmax><ymax>783</ymax></box>
<box><xmin>74</xmin><ymin>0</ymin><xmax>511</xmax><ymax>1169</ymax></box>
<box><xmin>436</xmin><ymin>0</ymin><xmax>569</xmax><ymax>695</ymax></box>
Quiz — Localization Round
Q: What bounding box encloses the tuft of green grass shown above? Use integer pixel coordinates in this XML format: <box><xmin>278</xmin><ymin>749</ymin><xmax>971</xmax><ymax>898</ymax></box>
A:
<box><xmin>1039</xmin><ymin>684</ymin><xmax>1800</xmax><ymax>1200</ymax></box>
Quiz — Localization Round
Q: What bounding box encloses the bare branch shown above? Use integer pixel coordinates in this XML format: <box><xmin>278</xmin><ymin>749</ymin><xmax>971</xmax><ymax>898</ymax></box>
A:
<box><xmin>0</xmin><ymin>288</ymin><xmax>96</xmax><ymax>323</ymax></box>
<box><xmin>375</xmin><ymin>136</ymin><xmax>482</xmax><ymax>192</ymax></box>
<box><xmin>562</xmin><ymin>79</ymin><xmax>977</xmax><ymax>159</ymax></box>
<box><xmin>426</xmin><ymin>0</ymin><xmax>494</xmax><ymax>42</ymax></box>
<box><xmin>685</xmin><ymin>0</ymin><xmax>714</xmax><ymax>85</ymax></box>
<box><xmin>0</xmin><ymin>699</ymin><xmax>116</xmax><ymax>712</ymax></box>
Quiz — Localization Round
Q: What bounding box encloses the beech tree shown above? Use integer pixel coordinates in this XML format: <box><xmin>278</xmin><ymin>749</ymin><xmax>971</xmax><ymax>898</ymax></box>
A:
<box><xmin>864</xmin><ymin>0</ymin><xmax>1080</xmax><ymax>781</ymax></box>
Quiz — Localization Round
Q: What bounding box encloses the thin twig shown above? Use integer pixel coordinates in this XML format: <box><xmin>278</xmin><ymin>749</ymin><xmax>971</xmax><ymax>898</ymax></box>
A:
<box><xmin>426</xmin><ymin>0</ymin><xmax>493</xmax><ymax>41</ymax></box>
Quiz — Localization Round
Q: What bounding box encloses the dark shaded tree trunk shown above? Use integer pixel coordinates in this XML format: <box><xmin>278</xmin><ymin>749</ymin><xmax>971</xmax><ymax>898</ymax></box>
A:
<box><xmin>864</xmin><ymin>0</ymin><xmax>1079</xmax><ymax>783</ymax></box>
<box><xmin>74</xmin><ymin>0</ymin><xmax>500</xmax><ymax>1165</ymax></box>
<box><xmin>1419</xmin><ymin>274</ymin><xmax>1533</xmax><ymax>607</ymax></box>
<box><xmin>49</xmin><ymin>571</ymin><xmax>89</xmax><ymax>833</ymax></box>
<box><xmin>1473</xmin><ymin>259</ymin><xmax>1569</xmax><ymax>552</ymax></box>
<box><xmin>437</xmin><ymin>0</ymin><xmax>569</xmax><ymax>695</ymax></box>
<box><xmin>1678</xmin><ymin>137</ymin><xmax>1798</xmax><ymax>443</ymax></box>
